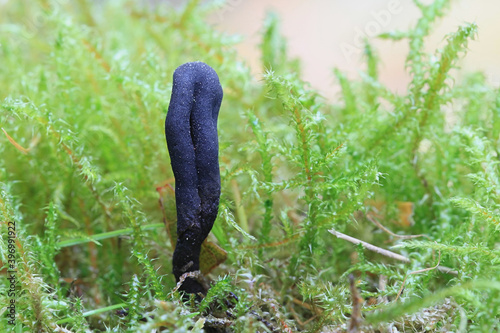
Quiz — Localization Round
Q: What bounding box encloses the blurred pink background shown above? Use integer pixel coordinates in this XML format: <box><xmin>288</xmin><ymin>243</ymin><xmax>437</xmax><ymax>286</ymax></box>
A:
<box><xmin>206</xmin><ymin>0</ymin><xmax>500</xmax><ymax>99</ymax></box>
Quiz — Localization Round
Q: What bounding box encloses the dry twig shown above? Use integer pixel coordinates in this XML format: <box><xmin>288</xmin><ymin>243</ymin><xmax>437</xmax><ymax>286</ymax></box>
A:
<box><xmin>328</xmin><ymin>229</ymin><xmax>457</xmax><ymax>275</ymax></box>
<box><xmin>394</xmin><ymin>250</ymin><xmax>442</xmax><ymax>302</ymax></box>
<box><xmin>366</xmin><ymin>214</ymin><xmax>431</xmax><ymax>240</ymax></box>
<box><xmin>348</xmin><ymin>274</ymin><xmax>363</xmax><ymax>333</ymax></box>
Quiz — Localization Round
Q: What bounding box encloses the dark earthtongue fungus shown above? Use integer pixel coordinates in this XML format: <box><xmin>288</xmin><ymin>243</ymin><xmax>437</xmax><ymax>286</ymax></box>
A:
<box><xmin>165</xmin><ymin>62</ymin><xmax>223</xmax><ymax>296</ymax></box>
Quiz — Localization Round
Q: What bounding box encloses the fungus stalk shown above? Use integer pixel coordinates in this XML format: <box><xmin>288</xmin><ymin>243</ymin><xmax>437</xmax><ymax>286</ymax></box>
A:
<box><xmin>165</xmin><ymin>62</ymin><xmax>223</xmax><ymax>295</ymax></box>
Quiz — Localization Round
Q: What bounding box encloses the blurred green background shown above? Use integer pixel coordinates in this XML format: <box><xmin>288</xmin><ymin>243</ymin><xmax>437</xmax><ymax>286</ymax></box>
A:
<box><xmin>206</xmin><ymin>0</ymin><xmax>500</xmax><ymax>98</ymax></box>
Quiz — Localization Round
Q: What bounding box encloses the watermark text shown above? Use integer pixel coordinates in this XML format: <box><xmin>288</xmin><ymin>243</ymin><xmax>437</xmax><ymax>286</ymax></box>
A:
<box><xmin>340</xmin><ymin>0</ymin><xmax>403</xmax><ymax>62</ymax></box>
<box><xmin>6</xmin><ymin>221</ymin><xmax>17</xmax><ymax>326</ymax></box>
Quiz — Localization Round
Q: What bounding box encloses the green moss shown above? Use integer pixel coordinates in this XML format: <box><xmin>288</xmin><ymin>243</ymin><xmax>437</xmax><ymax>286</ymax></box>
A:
<box><xmin>0</xmin><ymin>0</ymin><xmax>499</xmax><ymax>332</ymax></box>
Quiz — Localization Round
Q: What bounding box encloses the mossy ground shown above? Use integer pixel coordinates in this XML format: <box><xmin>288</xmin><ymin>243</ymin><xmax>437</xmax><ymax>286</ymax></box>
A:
<box><xmin>1</xmin><ymin>1</ymin><xmax>499</xmax><ymax>332</ymax></box>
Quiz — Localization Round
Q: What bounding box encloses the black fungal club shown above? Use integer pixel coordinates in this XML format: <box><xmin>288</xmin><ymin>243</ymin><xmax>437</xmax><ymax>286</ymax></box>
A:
<box><xmin>165</xmin><ymin>62</ymin><xmax>223</xmax><ymax>296</ymax></box>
